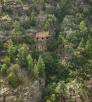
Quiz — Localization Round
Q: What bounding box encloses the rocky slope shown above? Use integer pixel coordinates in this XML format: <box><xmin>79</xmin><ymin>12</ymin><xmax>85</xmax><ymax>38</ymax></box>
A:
<box><xmin>0</xmin><ymin>0</ymin><xmax>92</xmax><ymax>102</ymax></box>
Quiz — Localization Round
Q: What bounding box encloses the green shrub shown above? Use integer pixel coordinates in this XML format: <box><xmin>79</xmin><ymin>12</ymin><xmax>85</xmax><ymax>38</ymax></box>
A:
<box><xmin>8</xmin><ymin>64</ymin><xmax>21</xmax><ymax>74</ymax></box>
<box><xmin>30</xmin><ymin>19</ymin><xmax>37</xmax><ymax>26</ymax></box>
<box><xmin>0</xmin><ymin>64</ymin><xmax>7</xmax><ymax>75</ymax></box>
<box><xmin>3</xmin><ymin>56</ymin><xmax>10</xmax><ymax>66</ymax></box>
<box><xmin>14</xmin><ymin>98</ymin><xmax>23</xmax><ymax>102</ymax></box>
<box><xmin>7</xmin><ymin>72</ymin><xmax>20</xmax><ymax>88</ymax></box>
<box><xmin>22</xmin><ymin>20</ymin><xmax>31</xmax><ymax>29</ymax></box>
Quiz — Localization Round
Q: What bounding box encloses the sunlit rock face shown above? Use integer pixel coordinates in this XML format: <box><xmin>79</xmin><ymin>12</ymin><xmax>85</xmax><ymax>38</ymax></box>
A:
<box><xmin>0</xmin><ymin>68</ymin><xmax>46</xmax><ymax>102</ymax></box>
<box><xmin>35</xmin><ymin>31</ymin><xmax>50</xmax><ymax>51</ymax></box>
<box><xmin>84</xmin><ymin>78</ymin><xmax>92</xmax><ymax>102</ymax></box>
<box><xmin>0</xmin><ymin>78</ymin><xmax>45</xmax><ymax>102</ymax></box>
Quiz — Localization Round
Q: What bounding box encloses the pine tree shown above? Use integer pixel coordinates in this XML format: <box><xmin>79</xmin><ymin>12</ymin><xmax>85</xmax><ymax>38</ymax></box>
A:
<box><xmin>33</xmin><ymin>64</ymin><xmax>39</xmax><ymax>78</ymax></box>
<box><xmin>26</xmin><ymin>54</ymin><xmax>34</xmax><ymax>72</ymax></box>
<box><xmin>85</xmin><ymin>36</ymin><xmax>92</xmax><ymax>56</ymax></box>
<box><xmin>11</xmin><ymin>21</ymin><xmax>23</xmax><ymax>43</ymax></box>
<box><xmin>78</xmin><ymin>37</ymin><xmax>85</xmax><ymax>49</ymax></box>
<box><xmin>79</xmin><ymin>21</ymin><xmax>87</xmax><ymax>34</ymax></box>
<box><xmin>37</xmin><ymin>56</ymin><xmax>45</xmax><ymax>77</ymax></box>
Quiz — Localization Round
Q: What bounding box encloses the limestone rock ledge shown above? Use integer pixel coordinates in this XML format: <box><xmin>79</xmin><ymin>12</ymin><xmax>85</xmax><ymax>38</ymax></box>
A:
<box><xmin>0</xmin><ymin>78</ymin><xmax>45</xmax><ymax>102</ymax></box>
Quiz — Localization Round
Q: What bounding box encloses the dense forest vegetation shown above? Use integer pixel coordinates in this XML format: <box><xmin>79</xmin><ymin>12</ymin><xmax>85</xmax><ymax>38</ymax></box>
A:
<box><xmin>0</xmin><ymin>0</ymin><xmax>92</xmax><ymax>102</ymax></box>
